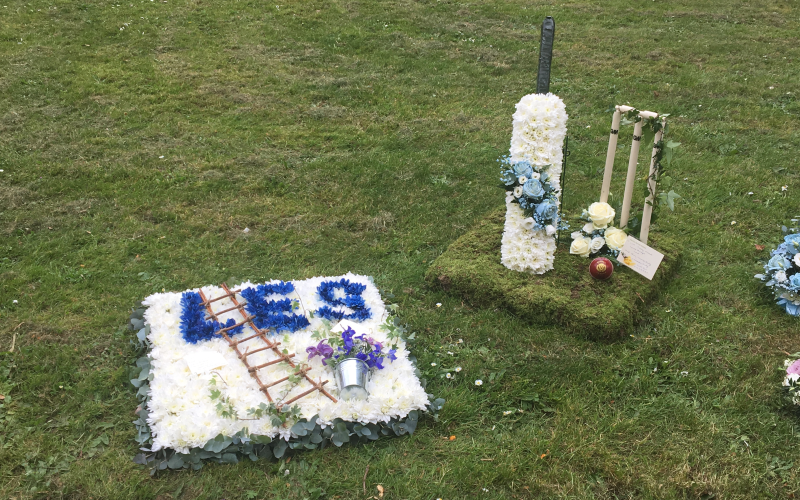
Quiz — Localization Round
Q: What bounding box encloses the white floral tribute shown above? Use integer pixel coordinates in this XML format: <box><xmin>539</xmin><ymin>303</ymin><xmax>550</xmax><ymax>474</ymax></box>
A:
<box><xmin>500</xmin><ymin>93</ymin><xmax>568</xmax><ymax>274</ymax></box>
<box><xmin>141</xmin><ymin>273</ymin><xmax>429</xmax><ymax>453</ymax></box>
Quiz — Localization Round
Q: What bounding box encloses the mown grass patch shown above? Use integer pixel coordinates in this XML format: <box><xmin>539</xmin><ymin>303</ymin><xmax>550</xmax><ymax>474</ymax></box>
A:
<box><xmin>1</xmin><ymin>0</ymin><xmax>800</xmax><ymax>498</ymax></box>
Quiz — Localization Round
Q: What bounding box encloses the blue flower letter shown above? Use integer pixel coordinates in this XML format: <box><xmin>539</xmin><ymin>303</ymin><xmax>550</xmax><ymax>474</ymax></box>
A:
<box><xmin>179</xmin><ymin>291</ymin><xmax>244</xmax><ymax>344</ymax></box>
<box><xmin>315</xmin><ymin>279</ymin><xmax>372</xmax><ymax>322</ymax></box>
<box><xmin>241</xmin><ymin>281</ymin><xmax>310</xmax><ymax>334</ymax></box>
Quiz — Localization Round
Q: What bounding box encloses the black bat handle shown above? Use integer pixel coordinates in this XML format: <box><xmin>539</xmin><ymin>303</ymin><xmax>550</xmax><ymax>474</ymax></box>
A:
<box><xmin>536</xmin><ymin>16</ymin><xmax>555</xmax><ymax>94</ymax></box>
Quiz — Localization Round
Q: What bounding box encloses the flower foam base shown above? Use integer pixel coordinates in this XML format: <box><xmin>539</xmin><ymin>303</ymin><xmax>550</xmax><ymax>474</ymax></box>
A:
<box><xmin>140</xmin><ymin>273</ymin><xmax>429</xmax><ymax>453</ymax></box>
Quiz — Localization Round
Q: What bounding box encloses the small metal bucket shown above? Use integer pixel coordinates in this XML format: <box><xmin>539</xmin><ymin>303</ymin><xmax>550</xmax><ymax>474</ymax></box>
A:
<box><xmin>334</xmin><ymin>358</ymin><xmax>370</xmax><ymax>401</ymax></box>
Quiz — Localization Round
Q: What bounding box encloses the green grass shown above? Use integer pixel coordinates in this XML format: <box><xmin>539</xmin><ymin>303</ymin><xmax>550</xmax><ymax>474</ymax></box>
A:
<box><xmin>1</xmin><ymin>0</ymin><xmax>800</xmax><ymax>498</ymax></box>
<box><xmin>425</xmin><ymin>209</ymin><xmax>683</xmax><ymax>340</ymax></box>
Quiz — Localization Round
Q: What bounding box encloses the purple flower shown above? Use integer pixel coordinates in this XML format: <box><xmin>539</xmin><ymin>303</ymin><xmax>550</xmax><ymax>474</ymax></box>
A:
<box><xmin>365</xmin><ymin>337</ymin><xmax>383</xmax><ymax>352</ymax></box>
<box><xmin>341</xmin><ymin>327</ymin><xmax>356</xmax><ymax>352</ymax></box>
<box><xmin>387</xmin><ymin>349</ymin><xmax>397</xmax><ymax>362</ymax></box>
<box><xmin>307</xmin><ymin>340</ymin><xmax>334</xmax><ymax>365</ymax></box>
<box><xmin>788</xmin><ymin>359</ymin><xmax>800</xmax><ymax>376</ymax></box>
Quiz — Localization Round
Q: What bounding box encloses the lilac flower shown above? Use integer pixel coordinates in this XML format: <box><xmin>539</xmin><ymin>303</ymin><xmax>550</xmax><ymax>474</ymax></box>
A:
<box><xmin>387</xmin><ymin>349</ymin><xmax>397</xmax><ymax>362</ymax></box>
<box><xmin>365</xmin><ymin>337</ymin><xmax>383</xmax><ymax>351</ymax></box>
<box><xmin>306</xmin><ymin>341</ymin><xmax>334</xmax><ymax>365</ymax></box>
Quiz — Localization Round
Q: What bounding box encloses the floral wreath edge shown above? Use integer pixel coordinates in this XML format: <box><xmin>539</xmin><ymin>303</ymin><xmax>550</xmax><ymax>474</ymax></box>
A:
<box><xmin>755</xmin><ymin>220</ymin><xmax>800</xmax><ymax>317</ymax></box>
<box><xmin>128</xmin><ymin>303</ymin><xmax>445</xmax><ymax>475</ymax></box>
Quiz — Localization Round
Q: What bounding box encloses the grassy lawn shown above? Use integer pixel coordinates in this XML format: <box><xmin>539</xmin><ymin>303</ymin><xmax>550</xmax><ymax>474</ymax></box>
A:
<box><xmin>1</xmin><ymin>0</ymin><xmax>800</xmax><ymax>498</ymax></box>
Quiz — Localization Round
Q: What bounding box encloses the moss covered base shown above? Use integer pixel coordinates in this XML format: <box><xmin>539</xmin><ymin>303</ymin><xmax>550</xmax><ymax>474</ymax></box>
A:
<box><xmin>425</xmin><ymin>209</ymin><xmax>683</xmax><ymax>340</ymax></box>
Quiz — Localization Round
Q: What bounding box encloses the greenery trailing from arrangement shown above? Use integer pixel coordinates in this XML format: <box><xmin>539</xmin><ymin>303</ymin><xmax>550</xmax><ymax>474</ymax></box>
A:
<box><xmin>128</xmin><ymin>304</ymin><xmax>445</xmax><ymax>476</ymax></box>
<box><xmin>619</xmin><ymin>107</ymin><xmax>681</xmax><ymax>231</ymax></box>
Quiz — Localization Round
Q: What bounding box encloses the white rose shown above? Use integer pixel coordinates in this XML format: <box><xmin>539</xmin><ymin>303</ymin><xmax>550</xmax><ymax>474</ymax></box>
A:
<box><xmin>545</xmin><ymin>225</ymin><xmax>556</xmax><ymax>236</ymax></box>
<box><xmin>513</xmin><ymin>186</ymin><xmax>523</xmax><ymax>198</ymax></box>
<box><xmin>604</xmin><ymin>227</ymin><xmax>628</xmax><ymax>251</ymax></box>
<box><xmin>582</xmin><ymin>222</ymin><xmax>595</xmax><ymax>234</ymax></box>
<box><xmin>518</xmin><ymin>176</ymin><xmax>528</xmax><ymax>184</ymax></box>
<box><xmin>794</xmin><ymin>254</ymin><xmax>800</xmax><ymax>268</ymax></box>
<box><xmin>521</xmin><ymin>217</ymin><xmax>535</xmax><ymax>231</ymax></box>
<box><xmin>590</xmin><ymin>237</ymin><xmax>605</xmax><ymax>253</ymax></box>
<box><xmin>570</xmin><ymin>237</ymin><xmax>591</xmax><ymax>257</ymax></box>
<box><xmin>587</xmin><ymin>202</ymin><xmax>615</xmax><ymax>229</ymax></box>
<box><xmin>570</xmin><ymin>231</ymin><xmax>582</xmax><ymax>240</ymax></box>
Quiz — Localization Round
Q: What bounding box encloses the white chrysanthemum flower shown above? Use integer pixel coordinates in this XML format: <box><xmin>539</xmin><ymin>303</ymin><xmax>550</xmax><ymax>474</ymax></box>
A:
<box><xmin>776</xmin><ymin>271</ymin><xmax>788</xmax><ymax>283</ymax></box>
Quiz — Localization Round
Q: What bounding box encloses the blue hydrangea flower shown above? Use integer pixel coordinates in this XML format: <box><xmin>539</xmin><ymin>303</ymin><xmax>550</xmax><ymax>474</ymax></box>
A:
<box><xmin>784</xmin><ymin>234</ymin><xmax>800</xmax><ymax>254</ymax></box>
<box><xmin>778</xmin><ymin>298</ymin><xmax>800</xmax><ymax>317</ymax></box>
<box><xmin>767</xmin><ymin>254</ymin><xmax>791</xmax><ymax>271</ymax></box>
<box><xmin>522</xmin><ymin>179</ymin><xmax>545</xmax><ymax>199</ymax></box>
<box><xmin>512</xmin><ymin>161</ymin><xmax>533</xmax><ymax>179</ymax></box>
<box><xmin>535</xmin><ymin>200</ymin><xmax>558</xmax><ymax>222</ymax></box>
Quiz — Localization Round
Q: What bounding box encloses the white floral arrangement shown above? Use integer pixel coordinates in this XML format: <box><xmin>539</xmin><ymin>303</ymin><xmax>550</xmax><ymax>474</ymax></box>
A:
<box><xmin>782</xmin><ymin>355</ymin><xmax>800</xmax><ymax>406</ymax></box>
<box><xmin>500</xmin><ymin>93</ymin><xmax>568</xmax><ymax>274</ymax></box>
<box><xmin>136</xmin><ymin>273</ymin><xmax>431</xmax><ymax>455</ymax></box>
<box><xmin>755</xmin><ymin>220</ymin><xmax>800</xmax><ymax>317</ymax></box>
<box><xmin>569</xmin><ymin>202</ymin><xmax>628</xmax><ymax>259</ymax></box>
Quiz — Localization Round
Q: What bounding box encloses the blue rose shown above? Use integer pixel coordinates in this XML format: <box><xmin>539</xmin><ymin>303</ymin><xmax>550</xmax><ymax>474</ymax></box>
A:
<box><xmin>785</xmin><ymin>234</ymin><xmax>800</xmax><ymax>254</ymax></box>
<box><xmin>535</xmin><ymin>200</ymin><xmax>558</xmax><ymax>222</ymax></box>
<box><xmin>512</xmin><ymin>162</ymin><xmax>534</xmax><ymax>179</ymax></box>
<box><xmin>790</xmin><ymin>274</ymin><xmax>800</xmax><ymax>290</ymax></box>
<box><xmin>500</xmin><ymin>169</ymin><xmax>517</xmax><ymax>186</ymax></box>
<box><xmin>522</xmin><ymin>179</ymin><xmax>545</xmax><ymax>199</ymax></box>
<box><xmin>767</xmin><ymin>254</ymin><xmax>791</xmax><ymax>271</ymax></box>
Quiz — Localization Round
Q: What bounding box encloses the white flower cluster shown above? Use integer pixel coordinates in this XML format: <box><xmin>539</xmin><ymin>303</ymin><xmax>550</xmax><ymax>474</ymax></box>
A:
<box><xmin>501</xmin><ymin>200</ymin><xmax>557</xmax><ymax>273</ymax></box>
<box><xmin>509</xmin><ymin>93</ymin><xmax>568</xmax><ymax>186</ymax></box>
<box><xmin>142</xmin><ymin>273</ymin><xmax>429</xmax><ymax>453</ymax></box>
<box><xmin>501</xmin><ymin>93</ymin><xmax>568</xmax><ymax>274</ymax></box>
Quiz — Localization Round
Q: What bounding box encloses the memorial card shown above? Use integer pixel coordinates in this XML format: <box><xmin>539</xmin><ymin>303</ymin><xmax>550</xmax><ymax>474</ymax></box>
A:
<box><xmin>618</xmin><ymin>236</ymin><xmax>664</xmax><ymax>280</ymax></box>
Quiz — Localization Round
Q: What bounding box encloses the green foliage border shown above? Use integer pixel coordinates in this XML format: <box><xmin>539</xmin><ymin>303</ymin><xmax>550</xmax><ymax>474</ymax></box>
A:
<box><xmin>127</xmin><ymin>304</ymin><xmax>445</xmax><ymax>476</ymax></box>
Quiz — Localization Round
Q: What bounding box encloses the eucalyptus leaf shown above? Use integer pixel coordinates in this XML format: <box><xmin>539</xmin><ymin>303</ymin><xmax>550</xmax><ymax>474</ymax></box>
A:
<box><xmin>273</xmin><ymin>439</ymin><xmax>288</xmax><ymax>459</ymax></box>
<box><xmin>167</xmin><ymin>454</ymin><xmax>185</xmax><ymax>469</ymax></box>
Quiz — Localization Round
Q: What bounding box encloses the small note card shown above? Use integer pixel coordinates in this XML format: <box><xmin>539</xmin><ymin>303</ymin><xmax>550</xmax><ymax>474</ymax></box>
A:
<box><xmin>184</xmin><ymin>348</ymin><xmax>228</xmax><ymax>375</ymax></box>
<box><xmin>618</xmin><ymin>236</ymin><xmax>664</xmax><ymax>280</ymax></box>
<box><xmin>331</xmin><ymin>319</ymin><xmax>363</xmax><ymax>334</ymax></box>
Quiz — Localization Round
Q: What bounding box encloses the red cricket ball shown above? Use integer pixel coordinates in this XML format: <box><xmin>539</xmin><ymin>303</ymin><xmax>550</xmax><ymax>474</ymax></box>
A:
<box><xmin>589</xmin><ymin>257</ymin><xmax>614</xmax><ymax>280</ymax></box>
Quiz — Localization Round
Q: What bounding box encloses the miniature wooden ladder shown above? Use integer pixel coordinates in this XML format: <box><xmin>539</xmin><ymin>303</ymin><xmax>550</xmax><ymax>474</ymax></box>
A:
<box><xmin>197</xmin><ymin>283</ymin><xmax>337</xmax><ymax>407</ymax></box>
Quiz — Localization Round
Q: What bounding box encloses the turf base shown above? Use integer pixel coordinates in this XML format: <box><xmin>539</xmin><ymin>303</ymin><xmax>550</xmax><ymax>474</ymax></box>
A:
<box><xmin>425</xmin><ymin>209</ymin><xmax>683</xmax><ymax>340</ymax></box>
